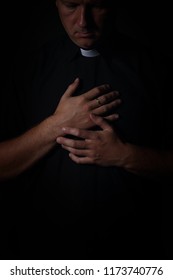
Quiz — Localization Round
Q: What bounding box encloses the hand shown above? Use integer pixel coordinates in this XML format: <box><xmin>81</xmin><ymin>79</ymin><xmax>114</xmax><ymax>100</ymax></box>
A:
<box><xmin>56</xmin><ymin>114</ymin><xmax>126</xmax><ymax>167</ymax></box>
<box><xmin>54</xmin><ymin>78</ymin><xmax>121</xmax><ymax>130</ymax></box>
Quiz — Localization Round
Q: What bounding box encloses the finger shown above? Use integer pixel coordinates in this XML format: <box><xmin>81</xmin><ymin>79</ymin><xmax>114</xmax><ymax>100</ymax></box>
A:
<box><xmin>84</xmin><ymin>84</ymin><xmax>111</xmax><ymax>100</ymax></box>
<box><xmin>92</xmin><ymin>99</ymin><xmax>121</xmax><ymax>114</ymax></box>
<box><xmin>105</xmin><ymin>114</ymin><xmax>119</xmax><ymax>121</ymax></box>
<box><xmin>90</xmin><ymin>91</ymin><xmax>120</xmax><ymax>109</ymax></box>
<box><xmin>63</xmin><ymin>78</ymin><xmax>80</xmax><ymax>97</ymax></box>
<box><xmin>69</xmin><ymin>153</ymin><xmax>92</xmax><ymax>164</ymax></box>
<box><xmin>58</xmin><ymin>127</ymin><xmax>97</xmax><ymax>140</ymax></box>
<box><xmin>57</xmin><ymin>137</ymin><xmax>87</xmax><ymax>148</ymax></box>
<box><xmin>90</xmin><ymin>114</ymin><xmax>112</xmax><ymax>131</ymax></box>
<box><xmin>61</xmin><ymin>145</ymin><xmax>90</xmax><ymax>156</ymax></box>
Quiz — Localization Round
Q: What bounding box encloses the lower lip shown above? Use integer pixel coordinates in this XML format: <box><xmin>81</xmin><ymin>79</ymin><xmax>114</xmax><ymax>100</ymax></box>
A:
<box><xmin>76</xmin><ymin>32</ymin><xmax>94</xmax><ymax>38</ymax></box>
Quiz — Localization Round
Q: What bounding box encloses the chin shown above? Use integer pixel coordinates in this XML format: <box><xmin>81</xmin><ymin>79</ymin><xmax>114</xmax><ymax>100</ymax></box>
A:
<box><xmin>73</xmin><ymin>38</ymin><xmax>98</xmax><ymax>50</ymax></box>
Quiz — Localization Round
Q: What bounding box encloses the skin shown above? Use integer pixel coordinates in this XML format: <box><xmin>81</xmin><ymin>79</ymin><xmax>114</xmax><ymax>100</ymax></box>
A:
<box><xmin>55</xmin><ymin>78</ymin><xmax>120</xmax><ymax>129</ymax></box>
<box><xmin>57</xmin><ymin>113</ymin><xmax>125</xmax><ymax>167</ymax></box>
<box><xmin>56</xmin><ymin>0</ymin><xmax>111</xmax><ymax>49</ymax></box>
<box><xmin>0</xmin><ymin>78</ymin><xmax>120</xmax><ymax>180</ymax></box>
<box><xmin>57</xmin><ymin>114</ymin><xmax>173</xmax><ymax>178</ymax></box>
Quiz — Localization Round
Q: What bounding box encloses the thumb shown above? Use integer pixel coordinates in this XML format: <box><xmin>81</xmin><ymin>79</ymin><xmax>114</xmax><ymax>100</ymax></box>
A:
<box><xmin>63</xmin><ymin>78</ymin><xmax>80</xmax><ymax>98</ymax></box>
<box><xmin>90</xmin><ymin>113</ymin><xmax>112</xmax><ymax>131</ymax></box>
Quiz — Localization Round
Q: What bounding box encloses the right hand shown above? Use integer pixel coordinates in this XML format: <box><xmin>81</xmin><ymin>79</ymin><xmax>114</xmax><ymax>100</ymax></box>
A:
<box><xmin>54</xmin><ymin>78</ymin><xmax>121</xmax><ymax>130</ymax></box>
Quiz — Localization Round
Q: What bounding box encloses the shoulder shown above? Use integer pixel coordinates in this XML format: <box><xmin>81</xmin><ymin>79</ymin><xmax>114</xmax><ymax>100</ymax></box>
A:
<box><xmin>12</xmin><ymin>34</ymin><xmax>66</xmax><ymax>80</ymax></box>
<box><xmin>115</xmin><ymin>33</ymin><xmax>168</xmax><ymax>90</ymax></box>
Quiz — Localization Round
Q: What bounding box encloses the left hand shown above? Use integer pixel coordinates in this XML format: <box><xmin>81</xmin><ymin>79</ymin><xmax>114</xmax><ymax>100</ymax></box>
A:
<box><xmin>56</xmin><ymin>114</ymin><xmax>126</xmax><ymax>166</ymax></box>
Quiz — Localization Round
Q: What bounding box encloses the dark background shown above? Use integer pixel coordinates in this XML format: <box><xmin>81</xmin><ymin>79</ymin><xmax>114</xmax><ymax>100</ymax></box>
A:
<box><xmin>0</xmin><ymin>0</ymin><xmax>173</xmax><ymax>259</ymax></box>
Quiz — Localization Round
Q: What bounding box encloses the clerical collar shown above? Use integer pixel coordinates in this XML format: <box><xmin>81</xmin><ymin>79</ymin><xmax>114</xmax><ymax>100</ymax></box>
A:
<box><xmin>80</xmin><ymin>49</ymin><xmax>100</xmax><ymax>57</ymax></box>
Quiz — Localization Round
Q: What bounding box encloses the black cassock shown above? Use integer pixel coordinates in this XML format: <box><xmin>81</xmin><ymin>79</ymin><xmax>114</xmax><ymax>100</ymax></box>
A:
<box><xmin>0</xmin><ymin>30</ymin><xmax>171</xmax><ymax>259</ymax></box>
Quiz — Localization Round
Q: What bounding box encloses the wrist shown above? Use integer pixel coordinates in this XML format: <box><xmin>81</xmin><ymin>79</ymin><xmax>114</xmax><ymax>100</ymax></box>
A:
<box><xmin>113</xmin><ymin>141</ymin><xmax>136</xmax><ymax>171</ymax></box>
<box><xmin>121</xmin><ymin>143</ymin><xmax>138</xmax><ymax>172</ymax></box>
<box><xmin>42</xmin><ymin>116</ymin><xmax>65</xmax><ymax>144</ymax></box>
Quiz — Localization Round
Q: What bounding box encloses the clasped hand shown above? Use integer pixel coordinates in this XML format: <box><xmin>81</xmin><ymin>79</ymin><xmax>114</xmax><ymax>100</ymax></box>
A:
<box><xmin>57</xmin><ymin>114</ymin><xmax>125</xmax><ymax>167</ymax></box>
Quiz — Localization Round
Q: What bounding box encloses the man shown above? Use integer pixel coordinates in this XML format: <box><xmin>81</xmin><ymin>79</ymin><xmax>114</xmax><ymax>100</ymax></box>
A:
<box><xmin>0</xmin><ymin>0</ymin><xmax>172</xmax><ymax>259</ymax></box>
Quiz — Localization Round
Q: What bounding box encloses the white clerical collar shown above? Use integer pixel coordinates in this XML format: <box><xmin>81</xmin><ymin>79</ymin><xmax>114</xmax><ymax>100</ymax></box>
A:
<box><xmin>80</xmin><ymin>48</ymin><xmax>100</xmax><ymax>57</ymax></box>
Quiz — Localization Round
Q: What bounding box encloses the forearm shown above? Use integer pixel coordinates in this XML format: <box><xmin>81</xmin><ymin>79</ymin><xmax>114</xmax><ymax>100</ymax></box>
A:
<box><xmin>0</xmin><ymin>116</ymin><xmax>61</xmax><ymax>181</ymax></box>
<box><xmin>122</xmin><ymin>143</ymin><xmax>173</xmax><ymax>178</ymax></box>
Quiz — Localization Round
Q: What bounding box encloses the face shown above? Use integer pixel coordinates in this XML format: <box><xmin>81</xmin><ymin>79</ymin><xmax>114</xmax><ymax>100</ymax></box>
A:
<box><xmin>56</xmin><ymin>0</ymin><xmax>111</xmax><ymax>49</ymax></box>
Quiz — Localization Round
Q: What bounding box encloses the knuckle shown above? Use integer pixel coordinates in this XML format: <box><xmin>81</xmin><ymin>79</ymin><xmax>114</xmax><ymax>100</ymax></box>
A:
<box><xmin>111</xmin><ymin>92</ymin><xmax>116</xmax><ymax>99</ymax></box>
<box><xmin>76</xmin><ymin>158</ymin><xmax>80</xmax><ymax>164</ymax></box>
<box><xmin>83</xmin><ymin>103</ymin><xmax>90</xmax><ymax>111</ymax></box>
<box><xmin>108</xmin><ymin>92</ymin><xmax>115</xmax><ymax>101</ymax></box>
<box><xmin>112</xmin><ymin>99</ymin><xmax>118</xmax><ymax>106</ymax></box>
<box><xmin>95</xmin><ymin>86</ymin><xmax>103</xmax><ymax>94</ymax></box>
<box><xmin>71</xmin><ymin>142</ymin><xmax>76</xmax><ymax>148</ymax></box>
<box><xmin>82</xmin><ymin>95</ymin><xmax>87</xmax><ymax>101</ymax></box>
<box><xmin>75</xmin><ymin>149</ymin><xmax>80</xmax><ymax>155</ymax></box>
<box><xmin>112</xmin><ymin>100</ymin><xmax>117</xmax><ymax>106</ymax></box>
<box><xmin>83</xmin><ymin>142</ymin><xmax>87</xmax><ymax>149</ymax></box>
<box><xmin>89</xmin><ymin>151</ymin><xmax>95</xmax><ymax>159</ymax></box>
<box><xmin>105</xmin><ymin>84</ymin><xmax>110</xmax><ymax>90</ymax></box>
<box><xmin>97</xmin><ymin>84</ymin><xmax>110</xmax><ymax>95</ymax></box>
<box><xmin>103</xmin><ymin>84</ymin><xmax>110</xmax><ymax>91</ymax></box>
<box><xmin>80</xmin><ymin>95</ymin><xmax>86</xmax><ymax>103</ymax></box>
<box><xmin>75</xmin><ymin>129</ymin><xmax>80</xmax><ymax>137</ymax></box>
<box><xmin>95</xmin><ymin>152</ymin><xmax>100</xmax><ymax>159</ymax></box>
<box><xmin>102</xmin><ymin>105</ymin><xmax>107</xmax><ymax>113</ymax></box>
<box><xmin>84</xmin><ymin>90</ymin><xmax>89</xmax><ymax>98</ymax></box>
<box><xmin>101</xmin><ymin>96</ymin><xmax>106</xmax><ymax>103</ymax></box>
<box><xmin>92</xmin><ymin>153</ymin><xmax>99</xmax><ymax>163</ymax></box>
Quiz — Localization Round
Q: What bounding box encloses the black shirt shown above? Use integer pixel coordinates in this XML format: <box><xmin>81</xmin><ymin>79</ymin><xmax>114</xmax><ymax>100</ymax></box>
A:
<box><xmin>0</xmin><ymin>29</ymin><xmax>172</xmax><ymax>259</ymax></box>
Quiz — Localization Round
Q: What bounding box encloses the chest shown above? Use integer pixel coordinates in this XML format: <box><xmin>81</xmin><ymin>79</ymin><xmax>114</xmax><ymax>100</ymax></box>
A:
<box><xmin>19</xmin><ymin>53</ymin><xmax>162</xmax><ymax>146</ymax></box>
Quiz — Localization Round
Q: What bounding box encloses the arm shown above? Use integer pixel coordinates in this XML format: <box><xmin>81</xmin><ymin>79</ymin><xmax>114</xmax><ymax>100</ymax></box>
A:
<box><xmin>0</xmin><ymin>117</ymin><xmax>58</xmax><ymax>180</ymax></box>
<box><xmin>57</xmin><ymin>114</ymin><xmax>173</xmax><ymax>178</ymax></box>
<box><xmin>122</xmin><ymin>144</ymin><xmax>173</xmax><ymax>178</ymax></box>
<box><xmin>0</xmin><ymin>79</ymin><xmax>120</xmax><ymax>180</ymax></box>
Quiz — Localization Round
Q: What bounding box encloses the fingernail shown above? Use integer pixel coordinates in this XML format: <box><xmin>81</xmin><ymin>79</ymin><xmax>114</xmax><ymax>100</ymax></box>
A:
<box><xmin>74</xmin><ymin>78</ymin><xmax>79</xmax><ymax>83</ymax></box>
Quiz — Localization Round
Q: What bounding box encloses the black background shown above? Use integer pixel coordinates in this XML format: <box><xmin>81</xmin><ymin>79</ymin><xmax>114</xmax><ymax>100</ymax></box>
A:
<box><xmin>0</xmin><ymin>0</ymin><xmax>173</xmax><ymax>260</ymax></box>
